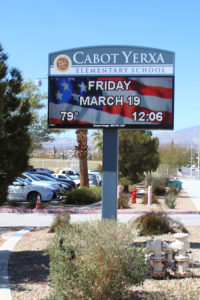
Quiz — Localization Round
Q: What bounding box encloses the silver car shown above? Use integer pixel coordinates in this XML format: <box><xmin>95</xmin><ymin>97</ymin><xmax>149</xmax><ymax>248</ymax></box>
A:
<box><xmin>8</xmin><ymin>178</ymin><xmax>55</xmax><ymax>203</ymax></box>
<box><xmin>21</xmin><ymin>172</ymin><xmax>65</xmax><ymax>196</ymax></box>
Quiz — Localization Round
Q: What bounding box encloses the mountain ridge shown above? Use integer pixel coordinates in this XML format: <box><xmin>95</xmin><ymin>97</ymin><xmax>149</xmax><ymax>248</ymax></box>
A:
<box><xmin>43</xmin><ymin>125</ymin><xmax>200</xmax><ymax>149</ymax></box>
<box><xmin>153</xmin><ymin>124</ymin><xmax>200</xmax><ymax>147</ymax></box>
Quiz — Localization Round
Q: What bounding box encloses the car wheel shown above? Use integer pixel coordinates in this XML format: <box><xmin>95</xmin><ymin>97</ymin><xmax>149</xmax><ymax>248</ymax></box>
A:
<box><xmin>27</xmin><ymin>191</ymin><xmax>39</xmax><ymax>207</ymax></box>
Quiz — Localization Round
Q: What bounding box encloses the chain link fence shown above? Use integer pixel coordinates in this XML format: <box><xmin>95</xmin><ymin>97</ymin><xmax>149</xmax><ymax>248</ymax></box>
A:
<box><xmin>29</xmin><ymin>158</ymin><xmax>101</xmax><ymax>172</ymax></box>
<box><xmin>153</xmin><ymin>165</ymin><xmax>177</xmax><ymax>178</ymax></box>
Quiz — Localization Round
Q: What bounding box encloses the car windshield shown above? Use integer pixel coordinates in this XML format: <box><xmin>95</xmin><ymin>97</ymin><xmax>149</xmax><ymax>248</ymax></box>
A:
<box><xmin>17</xmin><ymin>177</ymin><xmax>32</xmax><ymax>185</ymax></box>
<box><xmin>59</xmin><ymin>175</ymin><xmax>73</xmax><ymax>180</ymax></box>
<box><xmin>35</xmin><ymin>174</ymin><xmax>57</xmax><ymax>181</ymax></box>
<box><xmin>25</xmin><ymin>173</ymin><xmax>41</xmax><ymax>181</ymax></box>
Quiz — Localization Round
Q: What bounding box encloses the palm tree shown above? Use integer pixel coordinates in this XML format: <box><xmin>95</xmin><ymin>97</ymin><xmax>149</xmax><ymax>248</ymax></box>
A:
<box><xmin>75</xmin><ymin>129</ymin><xmax>89</xmax><ymax>187</ymax></box>
<box><xmin>91</xmin><ymin>130</ymin><xmax>103</xmax><ymax>158</ymax></box>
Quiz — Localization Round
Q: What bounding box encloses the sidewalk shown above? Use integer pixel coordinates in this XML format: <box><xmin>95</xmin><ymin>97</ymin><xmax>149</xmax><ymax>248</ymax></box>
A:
<box><xmin>179</xmin><ymin>178</ymin><xmax>200</xmax><ymax>211</ymax></box>
<box><xmin>0</xmin><ymin>228</ymin><xmax>32</xmax><ymax>300</ymax></box>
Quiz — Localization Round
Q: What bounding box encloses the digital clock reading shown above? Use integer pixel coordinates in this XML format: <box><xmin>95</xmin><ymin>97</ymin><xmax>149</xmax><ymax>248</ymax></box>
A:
<box><xmin>132</xmin><ymin>111</ymin><xmax>163</xmax><ymax>122</ymax></box>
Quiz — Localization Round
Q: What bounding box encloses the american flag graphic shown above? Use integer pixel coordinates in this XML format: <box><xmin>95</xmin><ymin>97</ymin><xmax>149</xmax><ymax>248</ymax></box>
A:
<box><xmin>48</xmin><ymin>76</ymin><xmax>173</xmax><ymax>129</ymax></box>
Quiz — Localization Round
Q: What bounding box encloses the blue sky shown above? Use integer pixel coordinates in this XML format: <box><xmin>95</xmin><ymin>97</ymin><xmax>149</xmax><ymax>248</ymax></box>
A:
<box><xmin>0</xmin><ymin>0</ymin><xmax>200</xmax><ymax>138</ymax></box>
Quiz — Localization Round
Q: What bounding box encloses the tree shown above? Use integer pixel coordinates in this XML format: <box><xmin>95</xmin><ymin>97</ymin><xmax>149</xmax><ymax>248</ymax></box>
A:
<box><xmin>20</xmin><ymin>81</ymin><xmax>54</xmax><ymax>152</ymax></box>
<box><xmin>119</xmin><ymin>130</ymin><xmax>159</xmax><ymax>191</ymax></box>
<box><xmin>91</xmin><ymin>130</ymin><xmax>103</xmax><ymax>158</ymax></box>
<box><xmin>0</xmin><ymin>44</ymin><xmax>31</xmax><ymax>204</ymax></box>
<box><xmin>75</xmin><ymin>129</ymin><xmax>89</xmax><ymax>187</ymax></box>
<box><xmin>159</xmin><ymin>143</ymin><xmax>191</xmax><ymax>168</ymax></box>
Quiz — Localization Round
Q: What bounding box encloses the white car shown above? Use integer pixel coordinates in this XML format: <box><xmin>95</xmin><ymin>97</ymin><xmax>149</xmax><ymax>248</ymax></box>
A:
<box><xmin>57</xmin><ymin>170</ymin><xmax>81</xmax><ymax>187</ymax></box>
<box><xmin>56</xmin><ymin>171</ymin><xmax>98</xmax><ymax>187</ymax></box>
<box><xmin>8</xmin><ymin>177</ymin><xmax>55</xmax><ymax>203</ymax></box>
<box><xmin>21</xmin><ymin>172</ymin><xmax>65</xmax><ymax>196</ymax></box>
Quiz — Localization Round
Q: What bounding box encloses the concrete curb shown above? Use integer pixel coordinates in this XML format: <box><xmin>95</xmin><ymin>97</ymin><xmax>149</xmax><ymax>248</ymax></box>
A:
<box><xmin>0</xmin><ymin>227</ymin><xmax>33</xmax><ymax>300</ymax></box>
<box><xmin>0</xmin><ymin>208</ymin><xmax>199</xmax><ymax>215</ymax></box>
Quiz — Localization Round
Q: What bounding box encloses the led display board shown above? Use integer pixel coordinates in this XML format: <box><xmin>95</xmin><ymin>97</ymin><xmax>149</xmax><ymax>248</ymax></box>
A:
<box><xmin>48</xmin><ymin>46</ymin><xmax>175</xmax><ymax>129</ymax></box>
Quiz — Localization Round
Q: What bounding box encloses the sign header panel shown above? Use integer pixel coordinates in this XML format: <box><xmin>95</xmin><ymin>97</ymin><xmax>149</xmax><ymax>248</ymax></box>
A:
<box><xmin>49</xmin><ymin>46</ymin><xmax>175</xmax><ymax>76</ymax></box>
<box><xmin>48</xmin><ymin>46</ymin><xmax>174</xmax><ymax>129</ymax></box>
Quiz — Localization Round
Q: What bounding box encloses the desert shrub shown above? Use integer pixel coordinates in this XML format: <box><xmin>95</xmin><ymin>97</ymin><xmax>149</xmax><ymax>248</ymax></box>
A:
<box><xmin>153</xmin><ymin>185</ymin><xmax>166</xmax><ymax>196</ymax></box>
<box><xmin>146</xmin><ymin>175</ymin><xmax>169</xmax><ymax>188</ymax></box>
<box><xmin>165</xmin><ymin>192</ymin><xmax>177</xmax><ymax>209</ymax></box>
<box><xmin>142</xmin><ymin>193</ymin><xmax>159</xmax><ymax>204</ymax></box>
<box><xmin>46</xmin><ymin>220</ymin><xmax>147</xmax><ymax>300</ymax></box>
<box><xmin>164</xmin><ymin>186</ymin><xmax>179</xmax><ymax>209</ymax></box>
<box><xmin>168</xmin><ymin>185</ymin><xmax>179</xmax><ymax>195</ymax></box>
<box><xmin>134</xmin><ymin>211</ymin><xmax>187</xmax><ymax>236</ymax></box>
<box><xmin>48</xmin><ymin>212</ymin><xmax>71</xmax><ymax>233</ymax></box>
<box><xmin>146</xmin><ymin>175</ymin><xmax>169</xmax><ymax>196</ymax></box>
<box><xmin>65</xmin><ymin>187</ymin><xmax>101</xmax><ymax>205</ymax></box>
<box><xmin>118</xmin><ymin>193</ymin><xmax>130</xmax><ymax>209</ymax></box>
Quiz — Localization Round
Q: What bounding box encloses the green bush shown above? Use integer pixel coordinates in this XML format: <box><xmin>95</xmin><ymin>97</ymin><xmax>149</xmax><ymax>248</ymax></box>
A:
<box><xmin>142</xmin><ymin>193</ymin><xmax>159</xmax><ymax>204</ymax></box>
<box><xmin>46</xmin><ymin>220</ymin><xmax>147</xmax><ymax>300</ymax></box>
<box><xmin>65</xmin><ymin>187</ymin><xmax>101</xmax><ymax>205</ymax></box>
<box><xmin>134</xmin><ymin>211</ymin><xmax>187</xmax><ymax>236</ymax></box>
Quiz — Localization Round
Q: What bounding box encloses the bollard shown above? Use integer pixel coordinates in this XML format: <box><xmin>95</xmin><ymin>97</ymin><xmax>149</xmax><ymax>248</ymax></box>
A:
<box><xmin>148</xmin><ymin>186</ymin><xmax>152</xmax><ymax>205</ymax></box>
<box><xmin>117</xmin><ymin>185</ymin><xmax>123</xmax><ymax>200</ymax></box>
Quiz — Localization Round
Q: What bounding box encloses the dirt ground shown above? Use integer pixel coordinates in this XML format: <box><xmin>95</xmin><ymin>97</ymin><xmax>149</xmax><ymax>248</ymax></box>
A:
<box><xmin>7</xmin><ymin>225</ymin><xmax>200</xmax><ymax>300</ymax></box>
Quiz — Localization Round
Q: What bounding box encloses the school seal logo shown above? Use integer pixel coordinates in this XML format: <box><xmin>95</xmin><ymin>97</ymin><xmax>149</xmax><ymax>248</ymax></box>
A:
<box><xmin>54</xmin><ymin>55</ymin><xmax>71</xmax><ymax>72</ymax></box>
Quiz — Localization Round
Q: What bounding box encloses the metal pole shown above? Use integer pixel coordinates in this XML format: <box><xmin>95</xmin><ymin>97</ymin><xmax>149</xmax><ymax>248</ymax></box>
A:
<box><xmin>191</xmin><ymin>144</ymin><xmax>192</xmax><ymax>177</ymax></box>
<box><xmin>198</xmin><ymin>133</ymin><xmax>200</xmax><ymax>179</ymax></box>
<box><xmin>102</xmin><ymin>129</ymin><xmax>118</xmax><ymax>220</ymax></box>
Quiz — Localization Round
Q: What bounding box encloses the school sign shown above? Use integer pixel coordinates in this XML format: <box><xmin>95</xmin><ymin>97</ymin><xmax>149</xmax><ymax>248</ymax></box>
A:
<box><xmin>48</xmin><ymin>46</ymin><xmax>175</xmax><ymax>130</ymax></box>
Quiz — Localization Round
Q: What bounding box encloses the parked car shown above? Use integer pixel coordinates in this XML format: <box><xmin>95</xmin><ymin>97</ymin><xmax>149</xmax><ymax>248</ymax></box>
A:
<box><xmin>35</xmin><ymin>167</ymin><xmax>54</xmax><ymax>174</ymax></box>
<box><xmin>57</xmin><ymin>169</ymin><xmax>98</xmax><ymax>187</ymax></box>
<box><xmin>60</xmin><ymin>169</ymin><xmax>80</xmax><ymax>176</ymax></box>
<box><xmin>33</xmin><ymin>171</ymin><xmax>76</xmax><ymax>189</ymax></box>
<box><xmin>21</xmin><ymin>172</ymin><xmax>65</xmax><ymax>197</ymax></box>
<box><xmin>33</xmin><ymin>173</ymin><xmax>73</xmax><ymax>193</ymax></box>
<box><xmin>89</xmin><ymin>170</ymin><xmax>102</xmax><ymax>186</ymax></box>
<box><xmin>58</xmin><ymin>170</ymin><xmax>81</xmax><ymax>187</ymax></box>
<box><xmin>8</xmin><ymin>177</ymin><xmax>56</xmax><ymax>203</ymax></box>
<box><xmin>88</xmin><ymin>173</ymin><xmax>98</xmax><ymax>187</ymax></box>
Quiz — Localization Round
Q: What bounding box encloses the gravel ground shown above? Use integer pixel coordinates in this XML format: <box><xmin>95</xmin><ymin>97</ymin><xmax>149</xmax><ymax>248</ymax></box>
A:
<box><xmin>7</xmin><ymin>225</ymin><xmax>200</xmax><ymax>300</ymax></box>
<box><xmin>4</xmin><ymin>186</ymin><xmax>200</xmax><ymax>299</ymax></box>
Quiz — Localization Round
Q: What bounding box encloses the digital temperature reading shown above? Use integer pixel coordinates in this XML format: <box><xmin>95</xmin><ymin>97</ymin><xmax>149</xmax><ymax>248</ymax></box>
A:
<box><xmin>61</xmin><ymin>111</ymin><xmax>79</xmax><ymax>121</ymax></box>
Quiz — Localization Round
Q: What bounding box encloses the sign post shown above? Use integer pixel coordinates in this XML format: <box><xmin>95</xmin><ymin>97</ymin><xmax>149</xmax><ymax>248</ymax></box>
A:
<box><xmin>48</xmin><ymin>45</ymin><xmax>175</xmax><ymax>220</ymax></box>
<box><xmin>102</xmin><ymin>129</ymin><xmax>118</xmax><ymax>219</ymax></box>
